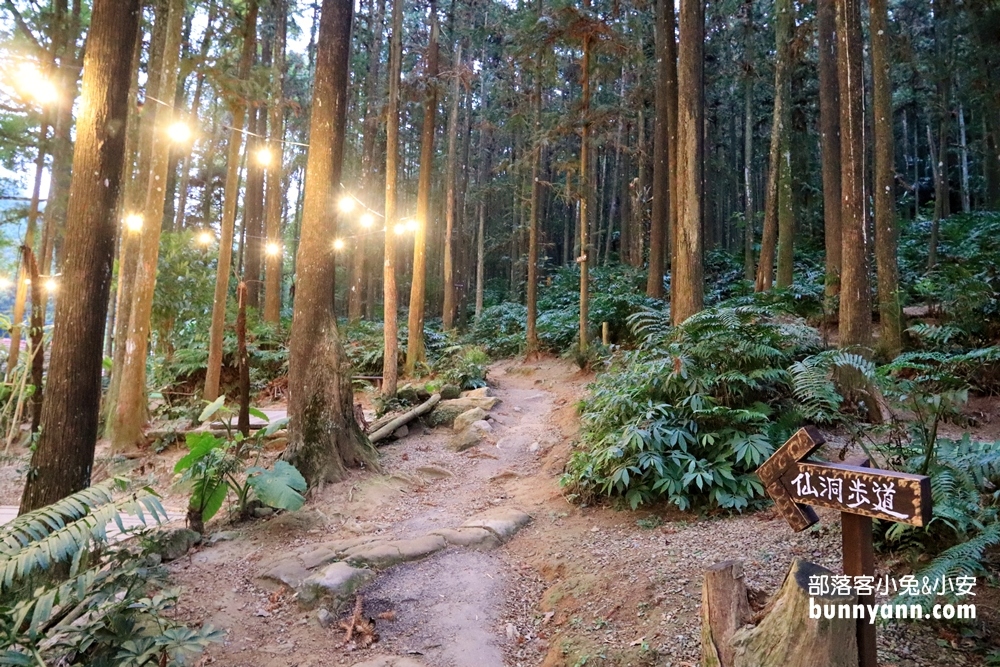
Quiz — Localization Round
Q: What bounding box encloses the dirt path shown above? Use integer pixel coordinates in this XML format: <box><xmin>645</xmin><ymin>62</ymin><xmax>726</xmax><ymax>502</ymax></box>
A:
<box><xmin>157</xmin><ymin>357</ymin><xmax>990</xmax><ymax>666</ymax></box>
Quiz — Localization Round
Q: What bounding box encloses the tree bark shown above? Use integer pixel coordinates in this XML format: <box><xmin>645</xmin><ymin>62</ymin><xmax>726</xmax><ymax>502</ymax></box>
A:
<box><xmin>243</xmin><ymin>106</ymin><xmax>267</xmax><ymax>309</ymax></box>
<box><xmin>381</xmin><ymin>0</ymin><xmax>403</xmax><ymax>398</ymax></box>
<box><xmin>671</xmin><ymin>0</ymin><xmax>704</xmax><ymax>325</ymax></box>
<box><xmin>836</xmin><ymin>0</ymin><xmax>871</xmax><ymax>348</ymax></box>
<box><xmin>578</xmin><ymin>16</ymin><xmax>592</xmax><ymax>354</ymax></box>
<box><xmin>20</xmin><ymin>0</ymin><xmax>140</xmax><ymax>512</ymax></box>
<box><xmin>871</xmin><ymin>0</ymin><xmax>902</xmax><ymax>357</ymax></box>
<box><xmin>263</xmin><ymin>0</ymin><xmax>288</xmax><ymax>324</ymax></box>
<box><xmin>700</xmin><ymin>561</ymin><xmax>752</xmax><ymax>667</ymax></box>
<box><xmin>111</xmin><ymin>0</ymin><xmax>184</xmax><ymax>450</ymax></box>
<box><xmin>742</xmin><ymin>0</ymin><xmax>755</xmax><ymax>282</ymax></box>
<box><xmin>647</xmin><ymin>0</ymin><xmax>673</xmax><ymax>298</ymax></box>
<box><xmin>443</xmin><ymin>38</ymin><xmax>463</xmax><ymax>331</ymax></box>
<box><xmin>204</xmin><ymin>0</ymin><xmax>258</xmax><ymax>402</ymax></box>
<box><xmin>755</xmin><ymin>0</ymin><xmax>793</xmax><ymax>292</ymax></box>
<box><xmin>282</xmin><ymin>0</ymin><xmax>377</xmax><ymax>487</ymax></box>
<box><xmin>406</xmin><ymin>3</ymin><xmax>440</xmax><ymax>376</ymax></box>
<box><xmin>526</xmin><ymin>0</ymin><xmax>543</xmax><ymax>354</ymax></box>
<box><xmin>818</xmin><ymin>0</ymin><xmax>842</xmax><ymax>308</ymax></box>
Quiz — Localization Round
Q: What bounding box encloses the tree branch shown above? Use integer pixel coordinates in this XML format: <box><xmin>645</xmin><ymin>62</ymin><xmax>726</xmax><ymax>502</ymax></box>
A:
<box><xmin>2</xmin><ymin>1</ymin><xmax>45</xmax><ymax>55</ymax></box>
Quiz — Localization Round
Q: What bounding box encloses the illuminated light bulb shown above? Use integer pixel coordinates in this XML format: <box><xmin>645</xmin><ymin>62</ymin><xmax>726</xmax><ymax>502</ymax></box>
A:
<box><xmin>265</xmin><ymin>242</ymin><xmax>281</xmax><ymax>256</ymax></box>
<box><xmin>33</xmin><ymin>79</ymin><xmax>58</xmax><ymax>104</ymax></box>
<box><xmin>393</xmin><ymin>223</ymin><xmax>406</xmax><ymax>235</ymax></box>
<box><xmin>359</xmin><ymin>213</ymin><xmax>375</xmax><ymax>228</ymax></box>
<box><xmin>405</xmin><ymin>218</ymin><xmax>418</xmax><ymax>232</ymax></box>
<box><xmin>16</xmin><ymin>64</ymin><xmax>56</xmax><ymax>104</ymax></box>
<box><xmin>256</xmin><ymin>147</ymin><xmax>273</xmax><ymax>166</ymax></box>
<box><xmin>0</xmin><ymin>277</ymin><xmax>11</xmax><ymax>290</ymax></box>
<box><xmin>44</xmin><ymin>278</ymin><xmax>57</xmax><ymax>292</ymax></box>
<box><xmin>167</xmin><ymin>121</ymin><xmax>192</xmax><ymax>142</ymax></box>
<box><xmin>338</xmin><ymin>196</ymin><xmax>356</xmax><ymax>213</ymax></box>
<box><xmin>333</xmin><ymin>238</ymin><xmax>346</xmax><ymax>251</ymax></box>
<box><xmin>125</xmin><ymin>213</ymin><xmax>143</xmax><ymax>232</ymax></box>
<box><xmin>197</xmin><ymin>231</ymin><xmax>214</xmax><ymax>245</ymax></box>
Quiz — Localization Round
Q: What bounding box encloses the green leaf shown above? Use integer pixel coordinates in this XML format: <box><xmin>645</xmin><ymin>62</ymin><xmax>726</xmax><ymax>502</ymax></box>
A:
<box><xmin>246</xmin><ymin>461</ymin><xmax>307</xmax><ymax>511</ymax></box>
<box><xmin>175</xmin><ymin>432</ymin><xmax>225</xmax><ymax>473</ymax></box>
<box><xmin>264</xmin><ymin>417</ymin><xmax>289</xmax><ymax>437</ymax></box>
<box><xmin>248</xmin><ymin>407</ymin><xmax>269</xmax><ymax>422</ymax></box>
<box><xmin>197</xmin><ymin>482</ymin><xmax>228</xmax><ymax>523</ymax></box>
<box><xmin>199</xmin><ymin>395</ymin><xmax>226</xmax><ymax>423</ymax></box>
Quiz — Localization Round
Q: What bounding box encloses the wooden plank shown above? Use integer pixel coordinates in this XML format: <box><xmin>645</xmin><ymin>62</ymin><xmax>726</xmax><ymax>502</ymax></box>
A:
<box><xmin>756</xmin><ymin>426</ymin><xmax>825</xmax><ymax>487</ymax></box>
<box><xmin>842</xmin><ymin>512</ymin><xmax>877</xmax><ymax>667</ymax></box>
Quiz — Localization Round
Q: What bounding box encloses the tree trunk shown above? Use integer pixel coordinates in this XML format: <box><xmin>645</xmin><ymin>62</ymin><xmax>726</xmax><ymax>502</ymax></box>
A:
<box><xmin>742</xmin><ymin>0</ymin><xmax>754</xmax><ymax>282</ymax></box>
<box><xmin>526</xmin><ymin>0</ymin><xmax>543</xmax><ymax>354</ymax></box>
<box><xmin>349</xmin><ymin>0</ymin><xmax>386</xmax><ymax>323</ymax></box>
<box><xmin>204</xmin><ymin>0</ymin><xmax>258</xmax><ymax>402</ymax></box>
<box><xmin>775</xmin><ymin>132</ymin><xmax>796</xmax><ymax>288</ymax></box>
<box><xmin>381</xmin><ymin>0</ymin><xmax>403</xmax><ymax>398</ymax></box>
<box><xmin>818</xmin><ymin>0</ymin><xmax>842</xmax><ymax>309</ymax></box>
<box><xmin>405</xmin><ymin>3</ymin><xmax>439</xmax><ymax>376</ymax></box>
<box><xmin>755</xmin><ymin>0</ymin><xmax>793</xmax><ymax>292</ymax></box>
<box><xmin>837</xmin><ymin>0</ymin><xmax>871</xmax><ymax>348</ymax></box>
<box><xmin>700</xmin><ymin>561</ymin><xmax>752</xmax><ymax>667</ymax></box>
<box><xmin>578</xmin><ymin>23</ymin><xmax>591</xmax><ymax>354</ymax></box>
<box><xmin>283</xmin><ymin>0</ymin><xmax>377</xmax><ymax>487</ymax></box>
<box><xmin>647</xmin><ymin>0</ymin><xmax>673</xmax><ymax>298</ymax></box>
<box><xmin>111</xmin><ymin>0</ymin><xmax>185</xmax><ymax>450</ymax></box>
<box><xmin>263</xmin><ymin>0</ymin><xmax>288</xmax><ymax>324</ymax></box>
<box><xmin>671</xmin><ymin>0</ymin><xmax>704</xmax><ymax>325</ymax></box>
<box><xmin>443</xmin><ymin>38</ymin><xmax>463</xmax><ymax>331</ymax></box>
<box><xmin>20</xmin><ymin>0</ymin><xmax>140</xmax><ymax>512</ymax></box>
<box><xmin>871</xmin><ymin>0</ymin><xmax>902</xmax><ymax>358</ymax></box>
<box><xmin>244</xmin><ymin>107</ymin><xmax>268</xmax><ymax>309</ymax></box>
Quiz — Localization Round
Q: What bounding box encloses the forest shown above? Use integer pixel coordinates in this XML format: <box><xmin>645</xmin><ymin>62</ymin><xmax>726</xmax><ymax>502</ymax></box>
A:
<box><xmin>0</xmin><ymin>0</ymin><xmax>999</xmax><ymax>664</ymax></box>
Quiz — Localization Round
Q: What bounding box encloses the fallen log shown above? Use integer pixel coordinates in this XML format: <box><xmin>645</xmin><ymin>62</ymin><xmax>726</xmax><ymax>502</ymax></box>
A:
<box><xmin>369</xmin><ymin>393</ymin><xmax>441</xmax><ymax>444</ymax></box>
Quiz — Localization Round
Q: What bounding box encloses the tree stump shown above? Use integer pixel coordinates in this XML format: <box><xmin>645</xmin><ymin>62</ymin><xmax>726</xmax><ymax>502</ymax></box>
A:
<box><xmin>701</xmin><ymin>558</ymin><xmax>859</xmax><ymax>667</ymax></box>
<box><xmin>701</xmin><ymin>561</ymin><xmax>752</xmax><ymax>667</ymax></box>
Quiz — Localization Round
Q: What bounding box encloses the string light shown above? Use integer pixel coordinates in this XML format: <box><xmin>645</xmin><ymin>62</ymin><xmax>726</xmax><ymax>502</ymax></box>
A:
<box><xmin>359</xmin><ymin>213</ymin><xmax>375</xmax><ymax>228</ymax></box>
<box><xmin>333</xmin><ymin>238</ymin><xmax>345</xmax><ymax>251</ymax></box>
<box><xmin>255</xmin><ymin>147</ymin><xmax>273</xmax><ymax>167</ymax></box>
<box><xmin>15</xmin><ymin>63</ymin><xmax>57</xmax><ymax>105</ymax></box>
<box><xmin>405</xmin><ymin>218</ymin><xmax>418</xmax><ymax>232</ymax></box>
<box><xmin>265</xmin><ymin>242</ymin><xmax>281</xmax><ymax>256</ymax></box>
<box><xmin>337</xmin><ymin>196</ymin><xmax>355</xmax><ymax>213</ymax></box>
<box><xmin>197</xmin><ymin>231</ymin><xmax>214</xmax><ymax>245</ymax></box>
<box><xmin>393</xmin><ymin>223</ymin><xmax>406</xmax><ymax>235</ymax></box>
<box><xmin>124</xmin><ymin>213</ymin><xmax>143</xmax><ymax>232</ymax></box>
<box><xmin>167</xmin><ymin>121</ymin><xmax>192</xmax><ymax>142</ymax></box>
<box><xmin>0</xmin><ymin>277</ymin><xmax>11</xmax><ymax>290</ymax></box>
<box><xmin>44</xmin><ymin>278</ymin><xmax>57</xmax><ymax>292</ymax></box>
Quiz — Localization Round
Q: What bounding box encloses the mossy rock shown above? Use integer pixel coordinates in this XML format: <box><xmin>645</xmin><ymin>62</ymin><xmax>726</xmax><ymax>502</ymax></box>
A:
<box><xmin>440</xmin><ymin>384</ymin><xmax>462</xmax><ymax>400</ymax></box>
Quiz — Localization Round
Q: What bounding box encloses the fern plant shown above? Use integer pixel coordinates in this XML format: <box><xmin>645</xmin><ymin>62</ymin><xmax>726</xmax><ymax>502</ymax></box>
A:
<box><xmin>0</xmin><ymin>479</ymin><xmax>222</xmax><ymax>665</ymax></box>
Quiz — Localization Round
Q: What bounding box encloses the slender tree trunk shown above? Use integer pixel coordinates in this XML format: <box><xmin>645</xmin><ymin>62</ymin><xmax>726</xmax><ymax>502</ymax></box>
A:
<box><xmin>20</xmin><ymin>0</ymin><xmax>140</xmax><ymax>512</ymax></box>
<box><xmin>742</xmin><ymin>0</ymin><xmax>755</xmax><ymax>282</ymax></box>
<box><xmin>526</xmin><ymin>0</ymin><xmax>543</xmax><ymax>353</ymax></box>
<box><xmin>111</xmin><ymin>0</ymin><xmax>184</xmax><ymax>450</ymax></box>
<box><xmin>381</xmin><ymin>0</ymin><xmax>403</xmax><ymax>397</ymax></box>
<box><xmin>837</xmin><ymin>0</ymin><xmax>871</xmax><ymax>348</ymax></box>
<box><xmin>775</xmin><ymin>131</ymin><xmax>796</xmax><ymax>288</ymax></box>
<box><xmin>405</xmin><ymin>3</ymin><xmax>439</xmax><ymax>375</ymax></box>
<box><xmin>442</xmin><ymin>39</ymin><xmax>463</xmax><ymax>331</ymax></box>
<box><xmin>263</xmin><ymin>0</ymin><xmax>288</xmax><ymax>324</ymax></box>
<box><xmin>671</xmin><ymin>0</ymin><xmax>704</xmax><ymax>324</ymax></box>
<box><xmin>755</xmin><ymin>0</ymin><xmax>793</xmax><ymax>292</ymax></box>
<box><xmin>349</xmin><ymin>0</ymin><xmax>386</xmax><ymax>323</ymax></box>
<box><xmin>578</xmin><ymin>26</ymin><xmax>591</xmax><ymax>353</ymax></box>
<box><xmin>871</xmin><ymin>0</ymin><xmax>902</xmax><ymax>357</ymax></box>
<box><xmin>818</xmin><ymin>0</ymin><xmax>842</xmax><ymax>309</ymax></box>
<box><xmin>282</xmin><ymin>0</ymin><xmax>376</xmax><ymax>486</ymax></box>
<box><xmin>244</xmin><ymin>107</ymin><xmax>267</xmax><ymax>309</ymax></box>
<box><xmin>632</xmin><ymin>111</ymin><xmax>646</xmax><ymax>268</ymax></box>
<box><xmin>927</xmin><ymin>123</ymin><xmax>941</xmax><ymax>269</ymax></box>
<box><xmin>204</xmin><ymin>0</ymin><xmax>258</xmax><ymax>402</ymax></box>
<box><xmin>647</xmin><ymin>0</ymin><xmax>672</xmax><ymax>297</ymax></box>
<box><xmin>958</xmin><ymin>103</ymin><xmax>970</xmax><ymax>213</ymax></box>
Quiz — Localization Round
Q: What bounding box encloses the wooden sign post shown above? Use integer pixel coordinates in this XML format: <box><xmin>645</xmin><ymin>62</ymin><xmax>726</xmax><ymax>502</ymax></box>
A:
<box><xmin>757</xmin><ymin>426</ymin><xmax>932</xmax><ymax>667</ymax></box>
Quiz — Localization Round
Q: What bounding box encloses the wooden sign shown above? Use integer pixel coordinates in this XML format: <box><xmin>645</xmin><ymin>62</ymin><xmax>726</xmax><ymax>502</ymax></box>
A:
<box><xmin>757</xmin><ymin>426</ymin><xmax>933</xmax><ymax>667</ymax></box>
<box><xmin>757</xmin><ymin>425</ymin><xmax>931</xmax><ymax>532</ymax></box>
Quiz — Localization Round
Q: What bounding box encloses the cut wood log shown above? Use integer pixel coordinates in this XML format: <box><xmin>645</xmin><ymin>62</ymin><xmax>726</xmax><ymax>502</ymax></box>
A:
<box><xmin>728</xmin><ymin>558</ymin><xmax>858</xmax><ymax>667</ymax></box>
<box><xmin>701</xmin><ymin>560</ymin><xmax>752</xmax><ymax>667</ymax></box>
<box><xmin>369</xmin><ymin>393</ymin><xmax>441</xmax><ymax>444</ymax></box>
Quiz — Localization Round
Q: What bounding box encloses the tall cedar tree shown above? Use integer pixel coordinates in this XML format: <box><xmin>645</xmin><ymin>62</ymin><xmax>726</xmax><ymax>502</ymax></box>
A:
<box><xmin>264</xmin><ymin>0</ymin><xmax>289</xmax><ymax>324</ymax></box>
<box><xmin>20</xmin><ymin>0</ymin><xmax>141</xmax><ymax>511</ymax></box>
<box><xmin>647</xmin><ymin>0</ymin><xmax>673</xmax><ymax>298</ymax></box>
<box><xmin>578</xmin><ymin>0</ymin><xmax>592</xmax><ymax>354</ymax></box>
<box><xmin>837</xmin><ymin>0</ymin><xmax>871</xmax><ymax>347</ymax></box>
<box><xmin>111</xmin><ymin>0</ymin><xmax>184</xmax><ymax>450</ymax></box>
<box><xmin>382</xmin><ymin>0</ymin><xmax>403</xmax><ymax>398</ymax></box>
<box><xmin>525</xmin><ymin>0</ymin><xmax>543</xmax><ymax>354</ymax></box>
<box><xmin>741</xmin><ymin>0</ymin><xmax>754</xmax><ymax>281</ymax></box>
<box><xmin>205</xmin><ymin>0</ymin><xmax>258</xmax><ymax>401</ymax></box>
<box><xmin>406</xmin><ymin>2</ymin><xmax>440</xmax><ymax>375</ymax></box>
<box><xmin>671</xmin><ymin>0</ymin><xmax>704</xmax><ymax>324</ymax></box>
<box><xmin>818</xmin><ymin>0</ymin><xmax>842</xmax><ymax>306</ymax></box>
<box><xmin>283</xmin><ymin>0</ymin><xmax>377</xmax><ymax>485</ymax></box>
<box><xmin>443</xmin><ymin>34</ymin><xmax>463</xmax><ymax>333</ymax></box>
<box><xmin>871</xmin><ymin>0</ymin><xmax>902</xmax><ymax>356</ymax></box>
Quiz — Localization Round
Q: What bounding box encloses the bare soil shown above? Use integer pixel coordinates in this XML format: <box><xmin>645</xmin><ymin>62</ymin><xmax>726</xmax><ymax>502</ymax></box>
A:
<box><xmin>1</xmin><ymin>356</ymin><xmax>996</xmax><ymax>666</ymax></box>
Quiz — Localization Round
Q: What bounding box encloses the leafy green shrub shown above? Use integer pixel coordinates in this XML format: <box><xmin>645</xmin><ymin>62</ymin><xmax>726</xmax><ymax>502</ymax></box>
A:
<box><xmin>434</xmin><ymin>345</ymin><xmax>489</xmax><ymax>390</ymax></box>
<box><xmin>563</xmin><ymin>303</ymin><xmax>826</xmax><ymax>510</ymax></box>
<box><xmin>174</xmin><ymin>398</ymin><xmax>303</xmax><ymax>533</ymax></box>
<box><xmin>0</xmin><ymin>479</ymin><xmax>222</xmax><ymax>665</ymax></box>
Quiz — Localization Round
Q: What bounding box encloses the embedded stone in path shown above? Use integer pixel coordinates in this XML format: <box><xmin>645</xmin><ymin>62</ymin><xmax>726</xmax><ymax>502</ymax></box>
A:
<box><xmin>343</xmin><ymin>534</ymin><xmax>448</xmax><ymax>569</ymax></box>
<box><xmin>429</xmin><ymin>527</ymin><xmax>502</xmax><ymax>551</ymax></box>
<box><xmin>453</xmin><ymin>407</ymin><xmax>488</xmax><ymax>432</ymax></box>
<box><xmin>297</xmin><ymin>561</ymin><xmax>375</xmax><ymax>609</ymax></box>
<box><xmin>351</xmin><ymin>656</ymin><xmax>428</xmax><ymax>667</ymax></box>
<box><xmin>462</xmin><ymin>507</ymin><xmax>532</xmax><ymax>543</ymax></box>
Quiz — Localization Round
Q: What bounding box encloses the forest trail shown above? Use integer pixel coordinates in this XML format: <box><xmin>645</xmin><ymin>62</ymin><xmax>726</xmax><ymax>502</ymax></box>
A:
<box><xmin>131</xmin><ymin>357</ymin><xmax>981</xmax><ymax>666</ymax></box>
